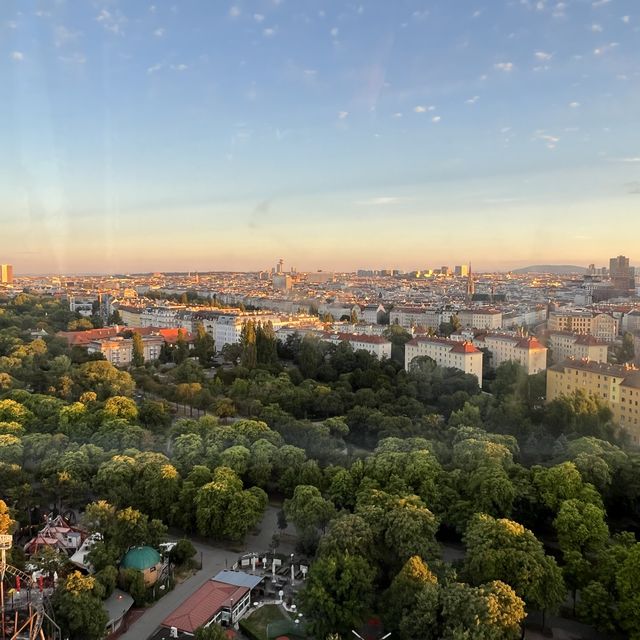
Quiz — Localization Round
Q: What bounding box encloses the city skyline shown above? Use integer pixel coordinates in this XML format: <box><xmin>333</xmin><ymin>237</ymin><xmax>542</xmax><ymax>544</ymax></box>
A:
<box><xmin>2</xmin><ymin>0</ymin><xmax>640</xmax><ymax>272</ymax></box>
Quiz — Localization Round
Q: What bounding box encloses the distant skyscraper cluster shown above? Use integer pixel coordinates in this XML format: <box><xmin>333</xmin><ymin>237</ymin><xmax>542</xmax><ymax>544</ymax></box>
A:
<box><xmin>609</xmin><ymin>255</ymin><xmax>636</xmax><ymax>293</ymax></box>
<box><xmin>0</xmin><ymin>264</ymin><xmax>13</xmax><ymax>284</ymax></box>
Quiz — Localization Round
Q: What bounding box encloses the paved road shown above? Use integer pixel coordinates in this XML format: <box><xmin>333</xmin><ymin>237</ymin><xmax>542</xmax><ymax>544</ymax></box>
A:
<box><xmin>119</xmin><ymin>506</ymin><xmax>296</xmax><ymax>640</ymax></box>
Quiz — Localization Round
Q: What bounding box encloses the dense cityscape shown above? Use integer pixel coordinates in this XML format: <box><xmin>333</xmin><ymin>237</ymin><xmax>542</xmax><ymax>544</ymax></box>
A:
<box><xmin>3</xmin><ymin>0</ymin><xmax>640</xmax><ymax>638</ymax></box>
<box><xmin>1</xmin><ymin>255</ymin><xmax>640</xmax><ymax>640</ymax></box>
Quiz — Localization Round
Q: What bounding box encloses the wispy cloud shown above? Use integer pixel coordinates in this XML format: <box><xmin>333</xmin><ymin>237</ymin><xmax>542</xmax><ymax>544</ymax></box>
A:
<box><xmin>54</xmin><ymin>25</ymin><xmax>80</xmax><ymax>48</ymax></box>
<box><xmin>466</xmin><ymin>96</ymin><xmax>479</xmax><ymax>105</ymax></box>
<box><xmin>592</xmin><ymin>0</ymin><xmax>612</xmax><ymax>7</ymax></box>
<box><xmin>154</xmin><ymin>27</ymin><xmax>165</xmax><ymax>37</ymax></box>
<box><xmin>432</xmin><ymin>116</ymin><xmax>441</xmax><ymax>123</ymax></box>
<box><xmin>626</xmin><ymin>182</ymin><xmax>640</xmax><ymax>194</ymax></box>
<box><xmin>591</xmin><ymin>23</ymin><xmax>603</xmax><ymax>33</ymax></box>
<box><xmin>96</xmin><ymin>9</ymin><xmax>126</xmax><ymax>35</ymax></box>
<box><xmin>59</xmin><ymin>52</ymin><xmax>86</xmax><ymax>64</ymax></box>
<box><xmin>229</xmin><ymin>6</ymin><xmax>241</xmax><ymax>18</ymax></box>
<box><xmin>254</xmin><ymin>13</ymin><xmax>265</xmax><ymax>22</ymax></box>
<box><xmin>414</xmin><ymin>105</ymin><xmax>435</xmax><ymax>113</ymax></box>
<box><xmin>569</xmin><ymin>101</ymin><xmax>580</xmax><ymax>108</ymax></box>
<box><xmin>356</xmin><ymin>196</ymin><xmax>411</xmax><ymax>206</ymax></box>
<box><xmin>533</xmin><ymin>130</ymin><xmax>560</xmax><ymax>149</ymax></box>
<box><xmin>594</xmin><ymin>42</ymin><xmax>619</xmax><ymax>55</ymax></box>
<box><xmin>494</xmin><ymin>62</ymin><xmax>514</xmax><ymax>72</ymax></box>
<box><xmin>170</xmin><ymin>63</ymin><xmax>188</xmax><ymax>72</ymax></box>
<box><xmin>147</xmin><ymin>63</ymin><xmax>163</xmax><ymax>74</ymax></box>
<box><xmin>338</xmin><ymin>111</ymin><xmax>349</xmax><ymax>120</ymax></box>
<box><xmin>611</xmin><ymin>157</ymin><xmax>640</xmax><ymax>163</ymax></box>
<box><xmin>263</xmin><ymin>27</ymin><xmax>277</xmax><ymax>37</ymax></box>
<box><xmin>10</xmin><ymin>51</ymin><xmax>24</xmax><ymax>61</ymax></box>
<box><xmin>534</xmin><ymin>51</ymin><xmax>553</xmax><ymax>61</ymax></box>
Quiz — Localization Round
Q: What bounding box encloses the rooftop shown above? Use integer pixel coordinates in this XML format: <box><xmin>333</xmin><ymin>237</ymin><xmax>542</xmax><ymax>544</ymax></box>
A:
<box><xmin>212</xmin><ymin>570</ymin><xmax>264</xmax><ymax>590</ymax></box>
<box><xmin>549</xmin><ymin>359</ymin><xmax>639</xmax><ymax>377</ymax></box>
<box><xmin>162</xmin><ymin>581</ymin><xmax>248</xmax><ymax>633</ymax></box>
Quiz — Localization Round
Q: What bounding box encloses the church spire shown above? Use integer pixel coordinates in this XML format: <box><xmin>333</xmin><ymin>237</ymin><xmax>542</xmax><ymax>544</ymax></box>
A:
<box><xmin>466</xmin><ymin>263</ymin><xmax>475</xmax><ymax>301</ymax></box>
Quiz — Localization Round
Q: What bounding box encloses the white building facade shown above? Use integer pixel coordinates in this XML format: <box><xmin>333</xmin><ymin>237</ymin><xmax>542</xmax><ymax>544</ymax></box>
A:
<box><xmin>405</xmin><ymin>337</ymin><xmax>483</xmax><ymax>387</ymax></box>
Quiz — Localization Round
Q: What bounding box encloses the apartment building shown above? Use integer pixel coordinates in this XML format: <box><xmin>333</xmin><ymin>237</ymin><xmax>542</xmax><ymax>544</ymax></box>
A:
<box><xmin>501</xmin><ymin>306</ymin><xmax>547</xmax><ymax>330</ymax></box>
<box><xmin>548</xmin><ymin>311</ymin><xmax>619</xmax><ymax>341</ymax></box>
<box><xmin>547</xmin><ymin>332</ymin><xmax>609</xmax><ymax>364</ymax></box>
<box><xmin>360</xmin><ymin>304</ymin><xmax>386</xmax><ymax>324</ymax></box>
<box><xmin>390</xmin><ymin>306</ymin><xmax>440</xmax><ymax>329</ymax></box>
<box><xmin>457</xmin><ymin>309</ymin><xmax>503</xmax><ymax>330</ymax></box>
<box><xmin>87</xmin><ymin>335</ymin><xmax>164</xmax><ymax>365</ymax></box>
<box><xmin>140</xmin><ymin>306</ymin><xmax>188</xmax><ymax>329</ymax></box>
<box><xmin>475</xmin><ymin>334</ymin><xmax>547</xmax><ymax>374</ymax></box>
<box><xmin>622</xmin><ymin>310</ymin><xmax>640</xmax><ymax>333</ymax></box>
<box><xmin>118</xmin><ymin>305</ymin><xmax>144</xmax><ymax>328</ymax></box>
<box><xmin>547</xmin><ymin>359</ymin><xmax>640</xmax><ymax>443</ymax></box>
<box><xmin>618</xmin><ymin>372</ymin><xmax>640</xmax><ymax>440</ymax></box>
<box><xmin>405</xmin><ymin>336</ymin><xmax>483</xmax><ymax>387</ymax></box>
<box><xmin>322</xmin><ymin>332</ymin><xmax>392</xmax><ymax>360</ymax></box>
<box><xmin>68</xmin><ymin>295</ymin><xmax>96</xmax><ymax>317</ymax></box>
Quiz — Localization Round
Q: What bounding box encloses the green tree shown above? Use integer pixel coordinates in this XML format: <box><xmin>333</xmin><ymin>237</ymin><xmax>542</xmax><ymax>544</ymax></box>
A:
<box><xmin>195</xmin><ymin>467</ymin><xmax>266</xmax><ymax>541</ymax></box>
<box><xmin>51</xmin><ymin>571</ymin><xmax>108</xmax><ymax>640</ymax></box>
<box><xmin>384</xmin><ymin>556</ymin><xmax>439</xmax><ymax>640</ymax></box>
<box><xmin>616</xmin><ymin>543</ymin><xmax>640</xmax><ymax>639</ymax></box>
<box><xmin>554</xmin><ymin>499</ymin><xmax>609</xmax><ymax>558</ymax></box>
<box><xmin>103</xmin><ymin>395</ymin><xmax>139</xmax><ymax>422</ymax></box>
<box><xmin>193</xmin><ymin>322</ymin><xmax>216</xmax><ymax>366</ymax></box>
<box><xmin>131</xmin><ymin>332</ymin><xmax>145</xmax><ymax>367</ymax></box>
<box><xmin>240</xmin><ymin>320</ymin><xmax>258</xmax><ymax>369</ymax></box>
<box><xmin>300</xmin><ymin>553</ymin><xmax>376</xmax><ymax>639</ymax></box>
<box><xmin>108</xmin><ymin>310</ymin><xmax>123</xmax><ymax>325</ymax></box>
<box><xmin>75</xmin><ymin>361</ymin><xmax>135</xmax><ymax>399</ymax></box>
<box><xmin>576</xmin><ymin>580</ymin><xmax>617</xmax><ymax>633</ymax></box>
<box><xmin>194</xmin><ymin>625</ymin><xmax>228</xmax><ymax>640</ymax></box>
<box><xmin>464</xmin><ymin>514</ymin><xmax>566</xmax><ymax>617</ymax></box>
<box><xmin>0</xmin><ymin>498</ymin><xmax>15</xmax><ymax>533</ymax></box>
<box><xmin>284</xmin><ymin>485</ymin><xmax>336</xmax><ymax>534</ymax></box>
<box><xmin>170</xmin><ymin>539</ymin><xmax>197</xmax><ymax>565</ymax></box>
<box><xmin>440</xmin><ymin>580</ymin><xmax>525</xmax><ymax>640</ymax></box>
<box><xmin>256</xmin><ymin>321</ymin><xmax>278</xmax><ymax>367</ymax></box>
<box><xmin>318</xmin><ymin>514</ymin><xmax>375</xmax><ymax>559</ymax></box>
<box><xmin>615</xmin><ymin>332</ymin><xmax>635</xmax><ymax>364</ymax></box>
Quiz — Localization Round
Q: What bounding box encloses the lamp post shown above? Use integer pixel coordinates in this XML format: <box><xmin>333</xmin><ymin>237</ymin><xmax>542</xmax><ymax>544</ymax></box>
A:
<box><xmin>290</xmin><ymin>553</ymin><xmax>295</xmax><ymax>586</ymax></box>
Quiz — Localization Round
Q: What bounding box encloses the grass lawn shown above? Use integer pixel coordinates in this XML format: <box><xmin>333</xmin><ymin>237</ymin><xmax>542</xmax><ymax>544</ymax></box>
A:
<box><xmin>240</xmin><ymin>604</ymin><xmax>301</xmax><ymax>640</ymax></box>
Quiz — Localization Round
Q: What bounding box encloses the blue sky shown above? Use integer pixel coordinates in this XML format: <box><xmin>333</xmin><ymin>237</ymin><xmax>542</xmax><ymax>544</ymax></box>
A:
<box><xmin>1</xmin><ymin>0</ymin><xmax>639</xmax><ymax>273</ymax></box>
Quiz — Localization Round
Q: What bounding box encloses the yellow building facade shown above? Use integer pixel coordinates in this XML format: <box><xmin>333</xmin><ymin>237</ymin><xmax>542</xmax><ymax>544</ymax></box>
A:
<box><xmin>546</xmin><ymin>360</ymin><xmax>640</xmax><ymax>443</ymax></box>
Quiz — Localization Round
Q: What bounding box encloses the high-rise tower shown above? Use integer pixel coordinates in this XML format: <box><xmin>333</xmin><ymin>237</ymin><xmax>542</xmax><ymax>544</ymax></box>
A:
<box><xmin>0</xmin><ymin>264</ymin><xmax>13</xmax><ymax>284</ymax></box>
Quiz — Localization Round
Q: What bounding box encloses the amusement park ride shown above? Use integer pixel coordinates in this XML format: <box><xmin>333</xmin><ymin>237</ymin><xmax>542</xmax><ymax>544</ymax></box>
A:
<box><xmin>0</xmin><ymin>534</ymin><xmax>61</xmax><ymax>640</ymax></box>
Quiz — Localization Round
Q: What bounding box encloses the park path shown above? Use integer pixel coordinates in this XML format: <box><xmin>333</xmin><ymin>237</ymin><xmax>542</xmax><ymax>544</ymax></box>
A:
<box><xmin>118</xmin><ymin>506</ymin><xmax>295</xmax><ymax>640</ymax></box>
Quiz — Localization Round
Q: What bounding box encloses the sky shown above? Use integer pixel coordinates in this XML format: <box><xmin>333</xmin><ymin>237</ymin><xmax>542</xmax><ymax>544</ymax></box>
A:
<box><xmin>1</xmin><ymin>0</ymin><xmax>639</xmax><ymax>274</ymax></box>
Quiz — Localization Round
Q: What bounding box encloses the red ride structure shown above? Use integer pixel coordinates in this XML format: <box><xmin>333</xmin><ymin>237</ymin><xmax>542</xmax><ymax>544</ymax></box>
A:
<box><xmin>0</xmin><ymin>534</ymin><xmax>60</xmax><ymax>640</ymax></box>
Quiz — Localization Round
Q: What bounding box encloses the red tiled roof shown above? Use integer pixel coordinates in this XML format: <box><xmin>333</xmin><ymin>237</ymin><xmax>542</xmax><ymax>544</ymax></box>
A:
<box><xmin>335</xmin><ymin>333</ymin><xmax>391</xmax><ymax>345</ymax></box>
<box><xmin>56</xmin><ymin>326</ymin><xmax>194</xmax><ymax>346</ymax></box>
<box><xmin>57</xmin><ymin>327</ymin><xmax>120</xmax><ymax>346</ymax></box>
<box><xmin>450</xmin><ymin>341</ymin><xmax>481</xmax><ymax>353</ymax></box>
<box><xmin>408</xmin><ymin>336</ymin><xmax>480</xmax><ymax>354</ymax></box>
<box><xmin>162</xmin><ymin>582</ymin><xmax>248</xmax><ymax>634</ymax></box>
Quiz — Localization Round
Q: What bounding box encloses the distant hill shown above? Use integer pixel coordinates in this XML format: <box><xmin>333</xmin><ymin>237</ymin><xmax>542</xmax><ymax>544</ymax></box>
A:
<box><xmin>512</xmin><ymin>265</ymin><xmax>588</xmax><ymax>275</ymax></box>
